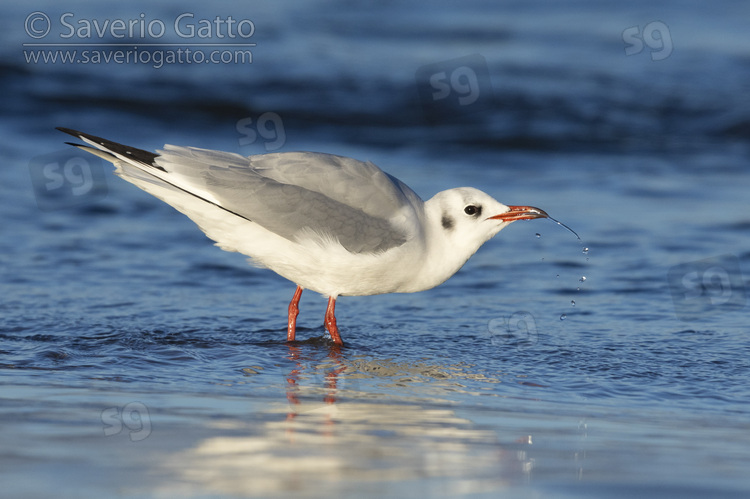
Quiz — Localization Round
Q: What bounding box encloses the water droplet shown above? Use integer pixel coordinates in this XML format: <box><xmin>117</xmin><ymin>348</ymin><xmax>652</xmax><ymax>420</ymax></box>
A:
<box><xmin>535</xmin><ymin>233</ymin><xmax>541</xmax><ymax>238</ymax></box>
<box><xmin>582</xmin><ymin>247</ymin><xmax>589</xmax><ymax>254</ymax></box>
<box><xmin>579</xmin><ymin>276</ymin><xmax>587</xmax><ymax>283</ymax></box>
<box><xmin>560</xmin><ymin>314</ymin><xmax>567</xmax><ymax>321</ymax></box>
<box><xmin>571</xmin><ymin>300</ymin><xmax>576</xmax><ymax>307</ymax></box>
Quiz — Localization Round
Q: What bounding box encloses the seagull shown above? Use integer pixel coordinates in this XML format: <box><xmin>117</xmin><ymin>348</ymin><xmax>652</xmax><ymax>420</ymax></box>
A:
<box><xmin>57</xmin><ymin>127</ymin><xmax>564</xmax><ymax>346</ymax></box>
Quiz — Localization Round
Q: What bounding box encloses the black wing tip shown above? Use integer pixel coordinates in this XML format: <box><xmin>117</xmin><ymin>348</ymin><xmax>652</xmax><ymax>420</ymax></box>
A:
<box><xmin>56</xmin><ymin>126</ymin><xmax>81</xmax><ymax>136</ymax></box>
<box><xmin>57</xmin><ymin>127</ymin><xmax>91</xmax><ymax>142</ymax></box>
<box><xmin>55</xmin><ymin>126</ymin><xmax>162</xmax><ymax>170</ymax></box>
<box><xmin>56</xmin><ymin>126</ymin><xmax>117</xmax><ymax>146</ymax></box>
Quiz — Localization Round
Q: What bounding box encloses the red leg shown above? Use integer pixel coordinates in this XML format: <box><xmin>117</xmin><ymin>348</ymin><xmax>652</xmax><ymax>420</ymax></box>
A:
<box><xmin>324</xmin><ymin>296</ymin><xmax>344</xmax><ymax>345</ymax></box>
<box><xmin>287</xmin><ymin>286</ymin><xmax>303</xmax><ymax>342</ymax></box>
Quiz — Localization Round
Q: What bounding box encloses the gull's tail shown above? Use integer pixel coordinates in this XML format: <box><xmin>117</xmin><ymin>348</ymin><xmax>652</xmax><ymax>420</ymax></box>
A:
<box><xmin>56</xmin><ymin>127</ymin><xmax>256</xmax><ymax>252</ymax></box>
<box><xmin>55</xmin><ymin>126</ymin><xmax>181</xmax><ymax>194</ymax></box>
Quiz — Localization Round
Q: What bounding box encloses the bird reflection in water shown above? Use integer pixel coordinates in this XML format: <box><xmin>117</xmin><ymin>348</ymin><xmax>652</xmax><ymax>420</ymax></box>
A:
<box><xmin>285</xmin><ymin>342</ymin><xmax>348</xmax><ymax>429</ymax></box>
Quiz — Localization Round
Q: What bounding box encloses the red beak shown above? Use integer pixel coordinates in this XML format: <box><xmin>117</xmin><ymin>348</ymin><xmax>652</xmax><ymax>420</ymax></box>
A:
<box><xmin>488</xmin><ymin>205</ymin><xmax>549</xmax><ymax>222</ymax></box>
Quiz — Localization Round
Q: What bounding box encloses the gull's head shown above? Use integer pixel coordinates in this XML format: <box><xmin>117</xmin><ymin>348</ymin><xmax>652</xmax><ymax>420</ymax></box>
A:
<box><xmin>427</xmin><ymin>187</ymin><xmax>548</xmax><ymax>253</ymax></box>
<box><xmin>405</xmin><ymin>187</ymin><xmax>550</xmax><ymax>292</ymax></box>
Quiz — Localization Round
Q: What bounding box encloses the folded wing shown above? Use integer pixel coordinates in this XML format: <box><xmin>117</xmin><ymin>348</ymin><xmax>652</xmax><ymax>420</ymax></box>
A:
<box><xmin>57</xmin><ymin>128</ymin><xmax>423</xmax><ymax>254</ymax></box>
<box><xmin>155</xmin><ymin>147</ymin><xmax>423</xmax><ymax>254</ymax></box>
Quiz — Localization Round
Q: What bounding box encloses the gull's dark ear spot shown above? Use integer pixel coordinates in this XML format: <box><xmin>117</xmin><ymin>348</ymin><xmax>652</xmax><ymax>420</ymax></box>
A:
<box><xmin>441</xmin><ymin>213</ymin><xmax>454</xmax><ymax>231</ymax></box>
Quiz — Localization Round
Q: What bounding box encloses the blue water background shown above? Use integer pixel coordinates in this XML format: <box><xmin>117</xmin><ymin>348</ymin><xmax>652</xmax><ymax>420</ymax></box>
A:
<box><xmin>2</xmin><ymin>1</ymin><xmax>750</xmax><ymax>497</ymax></box>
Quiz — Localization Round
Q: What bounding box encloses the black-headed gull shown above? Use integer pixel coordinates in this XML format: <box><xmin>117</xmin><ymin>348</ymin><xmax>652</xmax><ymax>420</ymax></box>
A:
<box><xmin>58</xmin><ymin>127</ymin><xmax>559</xmax><ymax>345</ymax></box>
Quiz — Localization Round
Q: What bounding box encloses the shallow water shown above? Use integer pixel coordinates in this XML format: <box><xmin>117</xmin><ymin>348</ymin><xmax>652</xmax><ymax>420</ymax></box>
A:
<box><xmin>3</xmin><ymin>1</ymin><xmax>750</xmax><ymax>497</ymax></box>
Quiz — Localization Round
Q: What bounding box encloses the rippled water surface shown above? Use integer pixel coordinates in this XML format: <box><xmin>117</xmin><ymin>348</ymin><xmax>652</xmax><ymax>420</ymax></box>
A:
<box><xmin>2</xmin><ymin>1</ymin><xmax>750</xmax><ymax>497</ymax></box>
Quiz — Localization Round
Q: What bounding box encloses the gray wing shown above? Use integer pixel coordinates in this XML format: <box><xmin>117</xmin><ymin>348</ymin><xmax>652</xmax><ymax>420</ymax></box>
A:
<box><xmin>155</xmin><ymin>147</ymin><xmax>424</xmax><ymax>254</ymax></box>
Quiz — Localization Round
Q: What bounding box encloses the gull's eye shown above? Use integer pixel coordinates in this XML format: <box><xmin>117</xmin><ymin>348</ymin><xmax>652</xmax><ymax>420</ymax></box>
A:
<box><xmin>464</xmin><ymin>205</ymin><xmax>481</xmax><ymax>216</ymax></box>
